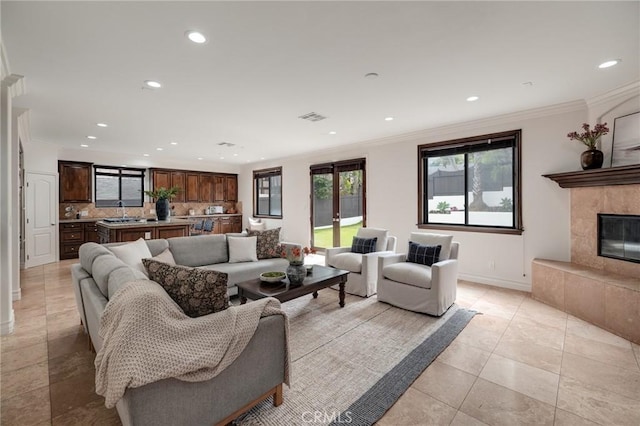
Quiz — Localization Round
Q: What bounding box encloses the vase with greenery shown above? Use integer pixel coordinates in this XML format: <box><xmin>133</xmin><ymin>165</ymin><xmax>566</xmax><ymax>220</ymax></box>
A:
<box><xmin>144</xmin><ymin>186</ymin><xmax>180</xmax><ymax>220</ymax></box>
<box><xmin>567</xmin><ymin>122</ymin><xmax>609</xmax><ymax>170</ymax></box>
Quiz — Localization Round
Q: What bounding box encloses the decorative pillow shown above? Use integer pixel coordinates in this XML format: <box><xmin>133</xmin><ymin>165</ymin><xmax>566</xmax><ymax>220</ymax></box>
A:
<box><xmin>351</xmin><ymin>236</ymin><xmax>378</xmax><ymax>254</ymax></box>
<box><xmin>142</xmin><ymin>259</ymin><xmax>229</xmax><ymax>318</ymax></box>
<box><xmin>407</xmin><ymin>242</ymin><xmax>442</xmax><ymax>267</ymax></box>
<box><xmin>150</xmin><ymin>248</ymin><xmax>176</xmax><ymax>265</ymax></box>
<box><xmin>410</xmin><ymin>233</ymin><xmax>453</xmax><ymax>260</ymax></box>
<box><xmin>247</xmin><ymin>227</ymin><xmax>281</xmax><ymax>259</ymax></box>
<box><xmin>228</xmin><ymin>236</ymin><xmax>258</xmax><ymax>263</ymax></box>
<box><xmin>109</xmin><ymin>238</ymin><xmax>153</xmax><ymax>276</ymax></box>
<box><xmin>247</xmin><ymin>222</ymin><xmax>266</xmax><ymax>231</ymax></box>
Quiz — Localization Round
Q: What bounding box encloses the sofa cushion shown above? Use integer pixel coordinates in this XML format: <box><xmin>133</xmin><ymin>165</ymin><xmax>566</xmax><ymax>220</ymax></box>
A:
<box><xmin>142</xmin><ymin>259</ymin><xmax>229</xmax><ymax>318</ymax></box>
<box><xmin>247</xmin><ymin>228</ymin><xmax>281</xmax><ymax>259</ymax></box>
<box><xmin>328</xmin><ymin>252</ymin><xmax>362</xmax><ymax>273</ymax></box>
<box><xmin>228</xmin><ymin>236</ymin><xmax>258</xmax><ymax>263</ymax></box>
<box><xmin>168</xmin><ymin>234</ymin><xmax>228</xmax><ymax>266</ymax></box>
<box><xmin>407</xmin><ymin>242</ymin><xmax>441</xmax><ymax>267</ymax></box>
<box><xmin>145</xmin><ymin>239</ymin><xmax>170</xmax><ymax>256</ymax></box>
<box><xmin>92</xmin><ymin>254</ymin><xmax>129</xmax><ymax>298</ymax></box>
<box><xmin>351</xmin><ymin>236</ymin><xmax>377</xmax><ymax>254</ymax></box>
<box><xmin>356</xmin><ymin>228</ymin><xmax>389</xmax><ymax>252</ymax></box>
<box><xmin>150</xmin><ymin>248</ymin><xmax>176</xmax><ymax>265</ymax></box>
<box><xmin>79</xmin><ymin>243</ymin><xmax>113</xmax><ymax>275</ymax></box>
<box><xmin>107</xmin><ymin>267</ymin><xmax>148</xmax><ymax>299</ymax></box>
<box><xmin>409</xmin><ymin>233</ymin><xmax>453</xmax><ymax>260</ymax></box>
<box><xmin>109</xmin><ymin>238</ymin><xmax>153</xmax><ymax>276</ymax></box>
<box><xmin>383</xmin><ymin>262</ymin><xmax>432</xmax><ymax>289</ymax></box>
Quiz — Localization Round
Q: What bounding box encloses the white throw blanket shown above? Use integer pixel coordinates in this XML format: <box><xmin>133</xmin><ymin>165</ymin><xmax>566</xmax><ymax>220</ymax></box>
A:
<box><xmin>95</xmin><ymin>279</ymin><xmax>290</xmax><ymax>408</ymax></box>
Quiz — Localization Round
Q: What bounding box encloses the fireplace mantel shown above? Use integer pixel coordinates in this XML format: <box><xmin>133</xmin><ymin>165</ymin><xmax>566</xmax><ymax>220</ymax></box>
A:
<box><xmin>543</xmin><ymin>164</ymin><xmax>640</xmax><ymax>188</ymax></box>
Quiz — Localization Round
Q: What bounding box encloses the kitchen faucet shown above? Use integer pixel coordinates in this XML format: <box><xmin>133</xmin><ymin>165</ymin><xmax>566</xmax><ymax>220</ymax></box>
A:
<box><xmin>116</xmin><ymin>200</ymin><xmax>127</xmax><ymax>218</ymax></box>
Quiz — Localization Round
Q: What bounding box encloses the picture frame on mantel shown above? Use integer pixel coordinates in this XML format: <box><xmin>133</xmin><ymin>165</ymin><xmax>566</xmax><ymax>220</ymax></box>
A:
<box><xmin>610</xmin><ymin>111</ymin><xmax>640</xmax><ymax>167</ymax></box>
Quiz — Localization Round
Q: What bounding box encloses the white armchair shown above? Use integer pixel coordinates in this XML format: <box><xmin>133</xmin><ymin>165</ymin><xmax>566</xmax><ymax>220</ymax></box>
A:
<box><xmin>325</xmin><ymin>228</ymin><xmax>397</xmax><ymax>297</ymax></box>
<box><xmin>377</xmin><ymin>232</ymin><xmax>459</xmax><ymax>316</ymax></box>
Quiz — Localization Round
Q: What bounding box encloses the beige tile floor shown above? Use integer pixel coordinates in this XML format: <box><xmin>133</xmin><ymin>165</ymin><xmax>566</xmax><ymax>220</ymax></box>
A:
<box><xmin>2</xmin><ymin>260</ymin><xmax>639</xmax><ymax>425</ymax></box>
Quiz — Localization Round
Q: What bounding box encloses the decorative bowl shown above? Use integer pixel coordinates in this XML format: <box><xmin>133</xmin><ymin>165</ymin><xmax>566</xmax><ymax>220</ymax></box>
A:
<box><xmin>260</xmin><ymin>271</ymin><xmax>286</xmax><ymax>283</ymax></box>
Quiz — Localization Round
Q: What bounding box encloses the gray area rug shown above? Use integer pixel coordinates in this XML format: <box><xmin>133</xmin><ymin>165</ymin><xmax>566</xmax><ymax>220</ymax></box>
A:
<box><xmin>239</xmin><ymin>289</ymin><xmax>476</xmax><ymax>426</ymax></box>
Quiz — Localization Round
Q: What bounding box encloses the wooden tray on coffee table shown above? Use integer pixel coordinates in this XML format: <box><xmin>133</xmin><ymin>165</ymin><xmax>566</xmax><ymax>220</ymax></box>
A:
<box><xmin>236</xmin><ymin>265</ymin><xmax>349</xmax><ymax>308</ymax></box>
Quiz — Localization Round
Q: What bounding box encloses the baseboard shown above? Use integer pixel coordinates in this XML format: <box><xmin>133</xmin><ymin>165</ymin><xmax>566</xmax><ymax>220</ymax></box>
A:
<box><xmin>12</xmin><ymin>288</ymin><xmax>21</xmax><ymax>301</ymax></box>
<box><xmin>458</xmin><ymin>273</ymin><xmax>531</xmax><ymax>293</ymax></box>
<box><xmin>0</xmin><ymin>310</ymin><xmax>15</xmax><ymax>335</ymax></box>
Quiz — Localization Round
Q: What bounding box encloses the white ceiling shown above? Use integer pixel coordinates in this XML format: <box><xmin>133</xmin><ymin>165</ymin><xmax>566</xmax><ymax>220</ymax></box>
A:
<box><xmin>2</xmin><ymin>1</ymin><xmax>639</xmax><ymax>166</ymax></box>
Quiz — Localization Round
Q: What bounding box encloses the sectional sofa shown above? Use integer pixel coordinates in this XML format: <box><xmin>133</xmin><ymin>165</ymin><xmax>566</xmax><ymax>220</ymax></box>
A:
<box><xmin>71</xmin><ymin>234</ymin><xmax>297</xmax><ymax>426</ymax></box>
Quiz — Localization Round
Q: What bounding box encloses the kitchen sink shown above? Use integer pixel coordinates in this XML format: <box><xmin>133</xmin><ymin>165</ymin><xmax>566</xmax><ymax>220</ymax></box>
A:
<box><xmin>102</xmin><ymin>217</ymin><xmax>145</xmax><ymax>223</ymax></box>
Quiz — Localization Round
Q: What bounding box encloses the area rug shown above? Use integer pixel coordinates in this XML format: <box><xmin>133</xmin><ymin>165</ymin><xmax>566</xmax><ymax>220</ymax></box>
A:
<box><xmin>238</xmin><ymin>289</ymin><xmax>476</xmax><ymax>425</ymax></box>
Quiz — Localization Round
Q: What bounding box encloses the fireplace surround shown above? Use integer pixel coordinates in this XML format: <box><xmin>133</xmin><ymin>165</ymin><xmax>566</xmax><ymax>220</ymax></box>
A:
<box><xmin>598</xmin><ymin>214</ymin><xmax>640</xmax><ymax>264</ymax></box>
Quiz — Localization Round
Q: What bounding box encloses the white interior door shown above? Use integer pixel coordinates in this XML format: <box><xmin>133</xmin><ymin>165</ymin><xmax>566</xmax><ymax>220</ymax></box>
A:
<box><xmin>25</xmin><ymin>172</ymin><xmax>57</xmax><ymax>267</ymax></box>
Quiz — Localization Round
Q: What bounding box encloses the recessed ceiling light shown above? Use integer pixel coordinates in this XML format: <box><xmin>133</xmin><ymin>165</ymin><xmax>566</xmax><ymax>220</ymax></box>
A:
<box><xmin>364</xmin><ymin>72</ymin><xmax>379</xmax><ymax>79</ymax></box>
<box><xmin>466</xmin><ymin>96</ymin><xmax>479</xmax><ymax>102</ymax></box>
<box><xmin>143</xmin><ymin>153</ymin><xmax>150</xmax><ymax>157</ymax></box>
<box><xmin>185</xmin><ymin>30</ymin><xmax>207</xmax><ymax>44</ymax></box>
<box><xmin>170</xmin><ymin>142</ymin><xmax>178</xmax><ymax>145</ymax></box>
<box><xmin>156</xmin><ymin>147</ymin><xmax>163</xmax><ymax>151</ymax></box>
<box><xmin>197</xmin><ymin>157</ymin><xmax>203</xmax><ymax>160</ymax></box>
<box><xmin>384</xmin><ymin>117</ymin><xmax>394</xmax><ymax>121</ymax></box>
<box><xmin>233</xmin><ymin>153</ymin><xmax>238</xmax><ymax>157</ymax></box>
<box><xmin>598</xmin><ymin>59</ymin><xmax>620</xmax><ymax>69</ymax></box>
<box><xmin>260</xmin><ymin>157</ymin><xmax>265</xmax><ymax>160</ymax></box>
<box><xmin>86</xmin><ymin>135</ymin><xmax>97</xmax><ymax>139</ymax></box>
<box><xmin>80</xmin><ymin>144</ymin><xmax>89</xmax><ymax>148</ymax></box>
<box><xmin>145</xmin><ymin>80</ymin><xmax>162</xmax><ymax>88</ymax></box>
<box><xmin>96</xmin><ymin>123</ymin><xmax>108</xmax><ymax>127</ymax></box>
<box><xmin>121</xmin><ymin>165</ymin><xmax>127</xmax><ymax>167</ymax></box>
<box><xmin>329</xmin><ymin>131</ymin><xmax>337</xmax><ymax>135</ymax></box>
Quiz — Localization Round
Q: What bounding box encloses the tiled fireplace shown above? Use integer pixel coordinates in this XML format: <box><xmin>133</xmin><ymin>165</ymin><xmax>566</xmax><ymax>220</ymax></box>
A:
<box><xmin>532</xmin><ymin>172</ymin><xmax>640</xmax><ymax>344</ymax></box>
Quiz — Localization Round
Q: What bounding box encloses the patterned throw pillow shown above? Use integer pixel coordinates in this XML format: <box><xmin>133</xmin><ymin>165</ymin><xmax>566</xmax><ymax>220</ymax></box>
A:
<box><xmin>247</xmin><ymin>227</ymin><xmax>281</xmax><ymax>259</ymax></box>
<box><xmin>142</xmin><ymin>259</ymin><xmax>229</xmax><ymax>318</ymax></box>
<box><xmin>407</xmin><ymin>242</ymin><xmax>441</xmax><ymax>267</ymax></box>
<box><xmin>351</xmin><ymin>236</ymin><xmax>378</xmax><ymax>254</ymax></box>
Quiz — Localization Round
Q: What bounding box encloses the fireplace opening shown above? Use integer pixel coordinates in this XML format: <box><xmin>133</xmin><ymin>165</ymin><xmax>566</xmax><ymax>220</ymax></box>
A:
<box><xmin>598</xmin><ymin>214</ymin><xmax>640</xmax><ymax>264</ymax></box>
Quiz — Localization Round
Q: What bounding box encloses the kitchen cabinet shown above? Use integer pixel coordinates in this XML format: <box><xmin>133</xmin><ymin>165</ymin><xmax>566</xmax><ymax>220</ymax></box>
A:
<box><xmin>150</xmin><ymin>168</ymin><xmax>238</xmax><ymax>202</ymax></box>
<box><xmin>185</xmin><ymin>173</ymin><xmax>200</xmax><ymax>202</ymax></box>
<box><xmin>213</xmin><ymin>176</ymin><xmax>225</xmax><ymax>202</ymax></box>
<box><xmin>59</xmin><ymin>220</ymin><xmax>98</xmax><ymax>260</ymax></box>
<box><xmin>199</xmin><ymin>174</ymin><xmax>214</xmax><ymax>202</ymax></box>
<box><xmin>97</xmin><ymin>220</ymin><xmax>192</xmax><ymax>243</ymax></box>
<box><xmin>218</xmin><ymin>215</ymin><xmax>242</xmax><ymax>234</ymax></box>
<box><xmin>225</xmin><ymin>176</ymin><xmax>238</xmax><ymax>202</ymax></box>
<box><xmin>171</xmin><ymin>171</ymin><xmax>186</xmax><ymax>202</ymax></box>
<box><xmin>59</xmin><ymin>161</ymin><xmax>93</xmax><ymax>202</ymax></box>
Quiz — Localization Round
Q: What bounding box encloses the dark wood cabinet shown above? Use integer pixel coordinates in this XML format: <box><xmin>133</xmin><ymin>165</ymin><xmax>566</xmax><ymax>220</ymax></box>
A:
<box><xmin>59</xmin><ymin>161</ymin><xmax>92</xmax><ymax>202</ymax></box>
<box><xmin>59</xmin><ymin>221</ymin><xmax>98</xmax><ymax>260</ymax></box>
<box><xmin>170</xmin><ymin>172</ymin><xmax>186</xmax><ymax>202</ymax></box>
<box><xmin>150</xmin><ymin>168</ymin><xmax>238</xmax><ymax>202</ymax></box>
<box><xmin>213</xmin><ymin>176</ymin><xmax>225</xmax><ymax>202</ymax></box>
<box><xmin>199</xmin><ymin>174</ymin><xmax>213</xmax><ymax>202</ymax></box>
<box><xmin>219</xmin><ymin>215</ymin><xmax>242</xmax><ymax>234</ymax></box>
<box><xmin>225</xmin><ymin>176</ymin><xmax>238</xmax><ymax>202</ymax></box>
<box><xmin>97</xmin><ymin>222</ymin><xmax>191</xmax><ymax>243</ymax></box>
<box><xmin>185</xmin><ymin>173</ymin><xmax>200</xmax><ymax>202</ymax></box>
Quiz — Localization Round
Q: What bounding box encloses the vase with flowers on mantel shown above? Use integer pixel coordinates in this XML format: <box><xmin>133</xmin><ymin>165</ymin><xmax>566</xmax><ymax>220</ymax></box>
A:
<box><xmin>567</xmin><ymin>122</ymin><xmax>609</xmax><ymax>170</ymax></box>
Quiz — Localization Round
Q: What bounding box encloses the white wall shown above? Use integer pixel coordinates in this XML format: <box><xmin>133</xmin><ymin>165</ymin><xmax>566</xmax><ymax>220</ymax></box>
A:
<box><xmin>239</xmin><ymin>101</ymin><xmax>592</xmax><ymax>291</ymax></box>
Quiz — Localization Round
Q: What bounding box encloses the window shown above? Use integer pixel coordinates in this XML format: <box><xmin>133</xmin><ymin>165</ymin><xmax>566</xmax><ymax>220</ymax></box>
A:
<box><xmin>418</xmin><ymin>130</ymin><xmax>522</xmax><ymax>234</ymax></box>
<box><xmin>253</xmin><ymin>167</ymin><xmax>282</xmax><ymax>218</ymax></box>
<box><xmin>94</xmin><ymin>166</ymin><xmax>145</xmax><ymax>208</ymax></box>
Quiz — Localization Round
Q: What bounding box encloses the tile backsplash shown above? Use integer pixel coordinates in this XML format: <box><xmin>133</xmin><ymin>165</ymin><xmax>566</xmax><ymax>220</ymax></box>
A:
<box><xmin>60</xmin><ymin>201</ymin><xmax>240</xmax><ymax>219</ymax></box>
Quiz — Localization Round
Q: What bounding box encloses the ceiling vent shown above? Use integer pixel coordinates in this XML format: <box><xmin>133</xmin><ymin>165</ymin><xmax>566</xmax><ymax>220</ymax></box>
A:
<box><xmin>298</xmin><ymin>112</ymin><xmax>327</xmax><ymax>122</ymax></box>
<box><xmin>217</xmin><ymin>142</ymin><xmax>236</xmax><ymax>147</ymax></box>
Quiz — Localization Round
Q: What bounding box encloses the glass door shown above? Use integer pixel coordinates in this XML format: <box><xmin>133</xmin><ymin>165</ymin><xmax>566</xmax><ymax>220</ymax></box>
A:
<box><xmin>311</xmin><ymin>159</ymin><xmax>366</xmax><ymax>249</ymax></box>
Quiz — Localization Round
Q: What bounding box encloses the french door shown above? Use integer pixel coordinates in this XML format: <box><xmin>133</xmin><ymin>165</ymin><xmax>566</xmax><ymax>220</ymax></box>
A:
<box><xmin>310</xmin><ymin>158</ymin><xmax>366</xmax><ymax>249</ymax></box>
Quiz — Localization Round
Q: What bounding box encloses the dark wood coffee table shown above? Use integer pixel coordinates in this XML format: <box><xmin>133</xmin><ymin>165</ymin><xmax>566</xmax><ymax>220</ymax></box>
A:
<box><xmin>237</xmin><ymin>265</ymin><xmax>349</xmax><ymax>307</ymax></box>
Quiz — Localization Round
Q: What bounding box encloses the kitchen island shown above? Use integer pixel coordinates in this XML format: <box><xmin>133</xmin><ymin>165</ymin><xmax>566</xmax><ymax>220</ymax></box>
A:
<box><xmin>97</xmin><ymin>218</ymin><xmax>193</xmax><ymax>243</ymax></box>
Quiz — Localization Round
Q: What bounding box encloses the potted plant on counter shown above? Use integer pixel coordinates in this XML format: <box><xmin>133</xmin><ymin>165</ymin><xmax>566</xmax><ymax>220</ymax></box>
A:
<box><xmin>144</xmin><ymin>186</ymin><xmax>180</xmax><ymax>221</ymax></box>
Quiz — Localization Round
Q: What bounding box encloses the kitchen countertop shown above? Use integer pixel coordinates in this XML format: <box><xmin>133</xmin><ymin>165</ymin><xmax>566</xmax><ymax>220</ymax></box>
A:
<box><xmin>96</xmin><ymin>218</ymin><xmax>194</xmax><ymax>229</ymax></box>
<box><xmin>60</xmin><ymin>213</ymin><xmax>242</xmax><ymax>224</ymax></box>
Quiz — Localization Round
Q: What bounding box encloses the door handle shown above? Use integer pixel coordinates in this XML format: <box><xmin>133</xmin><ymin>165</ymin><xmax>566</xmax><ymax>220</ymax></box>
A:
<box><xmin>51</xmin><ymin>223</ymin><xmax>55</xmax><ymax>226</ymax></box>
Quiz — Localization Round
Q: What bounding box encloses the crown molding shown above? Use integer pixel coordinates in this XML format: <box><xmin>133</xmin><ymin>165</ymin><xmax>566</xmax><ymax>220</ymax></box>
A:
<box><xmin>16</xmin><ymin>109</ymin><xmax>32</xmax><ymax>145</ymax></box>
<box><xmin>0</xmin><ymin>43</ymin><xmax>10</xmax><ymax>81</ymax></box>
<box><xmin>586</xmin><ymin>80</ymin><xmax>640</xmax><ymax>109</ymax></box>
